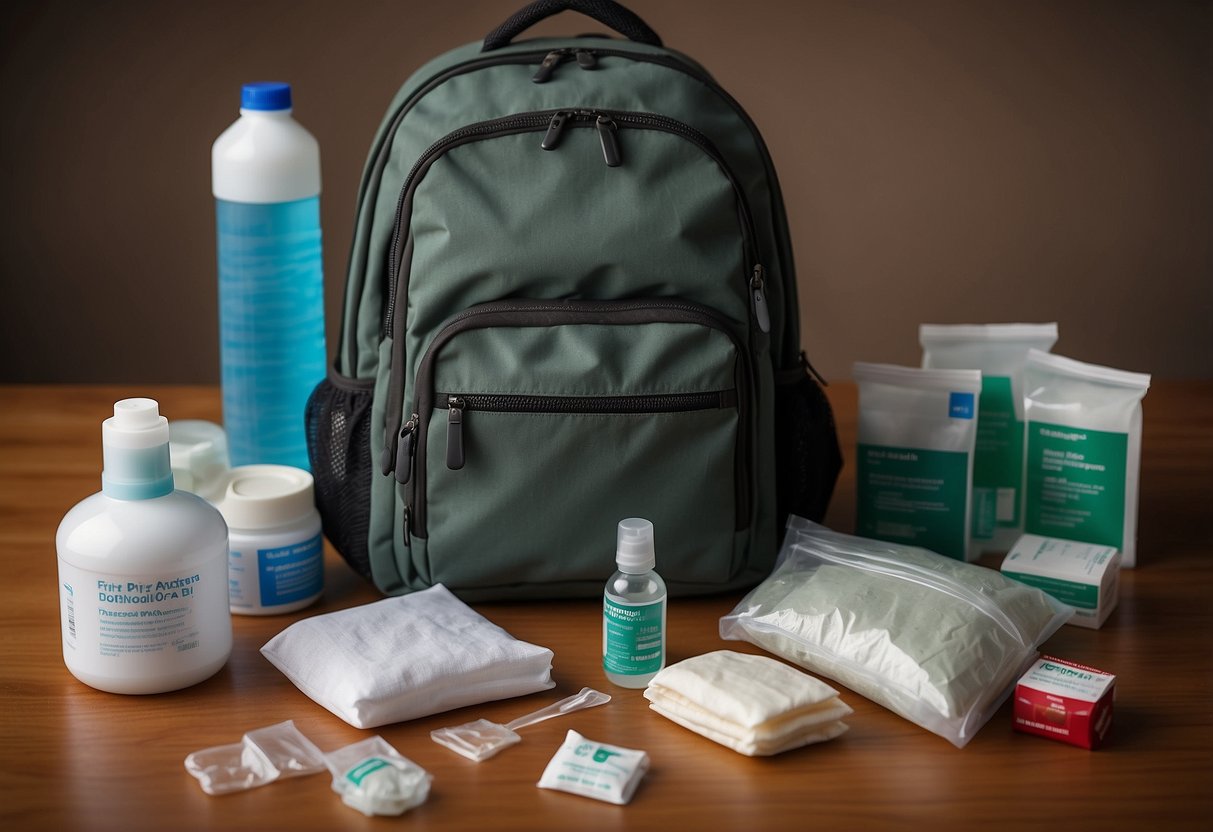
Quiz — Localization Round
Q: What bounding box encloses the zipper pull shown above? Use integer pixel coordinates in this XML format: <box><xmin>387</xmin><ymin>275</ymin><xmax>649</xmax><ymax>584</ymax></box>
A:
<box><xmin>402</xmin><ymin>505</ymin><xmax>411</xmax><ymax>548</ymax></box>
<box><xmin>394</xmin><ymin>415</ymin><xmax>418</xmax><ymax>484</ymax></box>
<box><xmin>446</xmin><ymin>396</ymin><xmax>465</xmax><ymax>470</ymax></box>
<box><xmin>750</xmin><ymin>264</ymin><xmax>771</xmax><ymax>333</ymax></box>
<box><xmin>575</xmin><ymin>49</ymin><xmax>597</xmax><ymax>69</ymax></box>
<box><xmin>532</xmin><ymin>49</ymin><xmax>567</xmax><ymax>84</ymax></box>
<box><xmin>596</xmin><ymin>115</ymin><xmax>621</xmax><ymax>167</ymax></box>
<box><xmin>541</xmin><ymin>111</ymin><xmax>569</xmax><ymax>151</ymax></box>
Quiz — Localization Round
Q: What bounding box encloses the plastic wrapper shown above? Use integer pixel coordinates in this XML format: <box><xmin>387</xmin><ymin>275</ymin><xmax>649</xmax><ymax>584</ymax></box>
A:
<box><xmin>185</xmin><ymin>720</ymin><xmax>325</xmax><ymax>795</ymax></box>
<box><xmin>720</xmin><ymin>517</ymin><xmax>1072</xmax><ymax>747</ymax></box>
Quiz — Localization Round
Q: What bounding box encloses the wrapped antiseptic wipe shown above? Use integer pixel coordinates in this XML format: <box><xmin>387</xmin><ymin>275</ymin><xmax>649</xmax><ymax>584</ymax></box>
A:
<box><xmin>720</xmin><ymin>516</ymin><xmax>1072</xmax><ymax>748</ymax></box>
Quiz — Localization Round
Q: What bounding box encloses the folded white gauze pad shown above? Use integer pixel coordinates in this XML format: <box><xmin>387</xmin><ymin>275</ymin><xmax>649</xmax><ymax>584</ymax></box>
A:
<box><xmin>644</xmin><ymin>650</ymin><xmax>851</xmax><ymax>756</ymax></box>
<box><xmin>261</xmin><ymin>584</ymin><xmax>555</xmax><ymax>728</ymax></box>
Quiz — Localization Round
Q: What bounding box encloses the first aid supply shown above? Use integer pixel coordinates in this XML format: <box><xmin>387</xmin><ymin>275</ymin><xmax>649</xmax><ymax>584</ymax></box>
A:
<box><xmin>431</xmin><ymin>686</ymin><xmax>611</xmax><ymax>762</ymax></box>
<box><xmin>306</xmin><ymin>0</ymin><xmax>843</xmax><ymax>603</ymax></box>
<box><xmin>1002</xmin><ymin>534</ymin><xmax>1120</xmax><ymax>629</ymax></box>
<box><xmin>920</xmin><ymin>323</ymin><xmax>1059</xmax><ymax>552</ymax></box>
<box><xmin>323</xmin><ymin>736</ymin><xmax>431</xmax><ymax>816</ymax></box>
<box><xmin>213</xmin><ymin>81</ymin><xmax>325</xmax><ymax>470</ymax></box>
<box><xmin>56</xmin><ymin>399</ymin><xmax>232</xmax><ymax>695</ymax></box>
<box><xmin>168</xmin><ymin>419</ymin><xmax>230</xmax><ymax>503</ymax></box>
<box><xmin>216</xmin><ymin>465</ymin><xmax>323</xmax><ymax>615</ymax></box>
<box><xmin>185</xmin><ymin>720</ymin><xmax>325</xmax><ymax>795</ymax></box>
<box><xmin>604</xmin><ymin>518</ymin><xmax>667</xmax><ymax>688</ymax></box>
<box><xmin>720</xmin><ymin>516</ymin><xmax>1072</xmax><ymax>748</ymax></box>
<box><xmin>853</xmin><ymin>362</ymin><xmax>983</xmax><ymax>560</ymax></box>
<box><xmin>536</xmin><ymin>730</ymin><xmax>650</xmax><ymax>805</ymax></box>
<box><xmin>1023</xmin><ymin>350</ymin><xmax>1151</xmax><ymax>567</ymax></box>
<box><xmin>260</xmin><ymin>583</ymin><xmax>555</xmax><ymax>728</ymax></box>
<box><xmin>1013</xmin><ymin>656</ymin><xmax>1115</xmax><ymax>749</ymax></box>
<box><xmin>644</xmin><ymin>650</ymin><xmax>851</xmax><ymax>756</ymax></box>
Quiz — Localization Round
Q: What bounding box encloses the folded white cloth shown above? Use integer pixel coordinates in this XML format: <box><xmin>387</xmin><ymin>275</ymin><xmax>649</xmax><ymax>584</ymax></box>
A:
<box><xmin>261</xmin><ymin>584</ymin><xmax>555</xmax><ymax>728</ymax></box>
<box><xmin>644</xmin><ymin>650</ymin><xmax>851</xmax><ymax>756</ymax></box>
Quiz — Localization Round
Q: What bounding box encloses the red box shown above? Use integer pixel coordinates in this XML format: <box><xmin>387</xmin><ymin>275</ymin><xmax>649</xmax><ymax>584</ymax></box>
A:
<box><xmin>1013</xmin><ymin>656</ymin><xmax>1115</xmax><ymax>749</ymax></box>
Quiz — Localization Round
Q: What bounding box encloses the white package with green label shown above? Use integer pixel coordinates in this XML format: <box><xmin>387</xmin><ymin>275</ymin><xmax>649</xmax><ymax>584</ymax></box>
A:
<box><xmin>1001</xmin><ymin>534</ymin><xmax>1120</xmax><ymax>629</ymax></box>
<box><xmin>1023</xmin><ymin>350</ymin><xmax>1150</xmax><ymax>567</ymax></box>
<box><xmin>920</xmin><ymin>323</ymin><xmax>1059</xmax><ymax>553</ymax></box>
<box><xmin>853</xmin><ymin>362</ymin><xmax>983</xmax><ymax>561</ymax></box>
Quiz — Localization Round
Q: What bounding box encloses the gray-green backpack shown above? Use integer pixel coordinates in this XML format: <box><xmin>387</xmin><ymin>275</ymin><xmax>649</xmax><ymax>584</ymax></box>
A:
<box><xmin>307</xmin><ymin>0</ymin><xmax>841</xmax><ymax>600</ymax></box>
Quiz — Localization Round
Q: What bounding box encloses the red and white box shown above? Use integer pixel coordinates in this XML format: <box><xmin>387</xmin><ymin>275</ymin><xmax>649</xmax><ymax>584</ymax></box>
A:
<box><xmin>1013</xmin><ymin>656</ymin><xmax>1115</xmax><ymax>749</ymax></box>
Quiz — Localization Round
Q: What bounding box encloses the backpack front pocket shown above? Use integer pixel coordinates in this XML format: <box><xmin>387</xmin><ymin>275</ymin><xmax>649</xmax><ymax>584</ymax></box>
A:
<box><xmin>398</xmin><ymin>298</ymin><xmax>752</xmax><ymax>593</ymax></box>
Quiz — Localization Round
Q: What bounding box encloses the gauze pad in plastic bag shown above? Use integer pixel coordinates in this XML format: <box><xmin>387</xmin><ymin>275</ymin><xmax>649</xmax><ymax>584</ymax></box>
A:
<box><xmin>185</xmin><ymin>720</ymin><xmax>325</xmax><ymax>795</ymax></box>
<box><xmin>920</xmin><ymin>323</ymin><xmax>1059</xmax><ymax>552</ymax></box>
<box><xmin>720</xmin><ymin>516</ymin><xmax>1072</xmax><ymax>748</ymax></box>
<box><xmin>1023</xmin><ymin>350</ymin><xmax>1150</xmax><ymax>567</ymax></box>
<box><xmin>853</xmin><ymin>362</ymin><xmax>983</xmax><ymax>560</ymax></box>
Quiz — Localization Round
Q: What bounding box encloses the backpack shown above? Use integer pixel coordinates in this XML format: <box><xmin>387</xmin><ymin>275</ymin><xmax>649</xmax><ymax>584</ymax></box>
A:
<box><xmin>306</xmin><ymin>0</ymin><xmax>842</xmax><ymax>600</ymax></box>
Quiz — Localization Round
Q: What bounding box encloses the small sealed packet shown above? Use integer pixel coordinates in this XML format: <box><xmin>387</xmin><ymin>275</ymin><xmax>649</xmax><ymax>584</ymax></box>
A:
<box><xmin>1013</xmin><ymin>656</ymin><xmax>1115</xmax><ymax>749</ymax></box>
<box><xmin>184</xmin><ymin>720</ymin><xmax>325</xmax><ymax>795</ymax></box>
<box><xmin>323</xmin><ymin>736</ymin><xmax>432</xmax><ymax>816</ymax></box>
<box><xmin>537</xmin><ymin>730</ymin><xmax>649</xmax><ymax>805</ymax></box>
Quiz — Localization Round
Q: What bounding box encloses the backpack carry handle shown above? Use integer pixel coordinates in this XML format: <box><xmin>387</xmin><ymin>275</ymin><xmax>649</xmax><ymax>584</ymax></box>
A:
<box><xmin>483</xmin><ymin>0</ymin><xmax>663</xmax><ymax>52</ymax></box>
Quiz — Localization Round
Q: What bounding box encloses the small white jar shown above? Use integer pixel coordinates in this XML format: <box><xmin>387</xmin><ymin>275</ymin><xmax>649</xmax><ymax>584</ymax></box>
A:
<box><xmin>217</xmin><ymin>465</ymin><xmax>324</xmax><ymax>615</ymax></box>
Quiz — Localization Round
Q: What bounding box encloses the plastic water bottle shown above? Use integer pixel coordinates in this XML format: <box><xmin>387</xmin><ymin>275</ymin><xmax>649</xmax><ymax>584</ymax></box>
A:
<box><xmin>212</xmin><ymin>82</ymin><xmax>325</xmax><ymax>469</ymax></box>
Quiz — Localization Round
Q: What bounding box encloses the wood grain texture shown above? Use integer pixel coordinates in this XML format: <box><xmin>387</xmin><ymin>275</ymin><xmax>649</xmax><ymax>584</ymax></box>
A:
<box><xmin>0</xmin><ymin>383</ymin><xmax>1209</xmax><ymax>831</ymax></box>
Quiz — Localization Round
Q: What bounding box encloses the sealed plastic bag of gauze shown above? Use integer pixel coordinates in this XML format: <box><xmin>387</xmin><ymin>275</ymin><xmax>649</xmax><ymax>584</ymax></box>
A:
<box><xmin>853</xmin><ymin>362</ymin><xmax>983</xmax><ymax>561</ymax></box>
<box><xmin>720</xmin><ymin>517</ymin><xmax>1072</xmax><ymax>748</ymax></box>
<box><xmin>261</xmin><ymin>584</ymin><xmax>555</xmax><ymax>728</ymax></box>
<box><xmin>920</xmin><ymin>323</ymin><xmax>1059</xmax><ymax>553</ymax></box>
<box><xmin>1023</xmin><ymin>350</ymin><xmax>1150</xmax><ymax>567</ymax></box>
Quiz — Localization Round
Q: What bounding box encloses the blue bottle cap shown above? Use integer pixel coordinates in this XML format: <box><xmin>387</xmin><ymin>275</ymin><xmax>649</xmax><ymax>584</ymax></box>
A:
<box><xmin>241</xmin><ymin>82</ymin><xmax>292</xmax><ymax>111</ymax></box>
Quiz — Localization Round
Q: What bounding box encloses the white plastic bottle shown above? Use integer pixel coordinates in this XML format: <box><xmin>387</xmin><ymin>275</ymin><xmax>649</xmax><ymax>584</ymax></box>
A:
<box><xmin>212</xmin><ymin>81</ymin><xmax>326</xmax><ymax>470</ymax></box>
<box><xmin>218</xmin><ymin>464</ymin><xmax>324</xmax><ymax>615</ymax></box>
<box><xmin>56</xmin><ymin>399</ymin><xmax>233</xmax><ymax>694</ymax></box>
<box><xmin>603</xmin><ymin>518</ymin><xmax>667</xmax><ymax>688</ymax></box>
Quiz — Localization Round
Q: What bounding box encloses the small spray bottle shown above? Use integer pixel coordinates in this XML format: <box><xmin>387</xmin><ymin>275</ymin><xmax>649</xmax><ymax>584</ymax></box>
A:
<box><xmin>603</xmin><ymin>518</ymin><xmax>666</xmax><ymax>688</ymax></box>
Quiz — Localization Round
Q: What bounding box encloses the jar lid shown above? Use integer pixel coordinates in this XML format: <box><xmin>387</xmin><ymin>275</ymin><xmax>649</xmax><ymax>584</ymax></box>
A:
<box><xmin>217</xmin><ymin>465</ymin><xmax>316</xmax><ymax>530</ymax></box>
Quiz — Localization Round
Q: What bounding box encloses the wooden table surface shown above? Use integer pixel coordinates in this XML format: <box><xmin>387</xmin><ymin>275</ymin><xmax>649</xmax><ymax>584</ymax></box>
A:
<box><xmin>1</xmin><ymin>382</ymin><xmax>1210</xmax><ymax>831</ymax></box>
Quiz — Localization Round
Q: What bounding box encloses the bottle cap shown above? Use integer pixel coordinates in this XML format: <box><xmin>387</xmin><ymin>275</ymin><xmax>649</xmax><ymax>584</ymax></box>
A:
<box><xmin>616</xmin><ymin>518</ymin><xmax>655</xmax><ymax>573</ymax></box>
<box><xmin>217</xmin><ymin>465</ymin><xmax>316</xmax><ymax>530</ymax></box>
<box><xmin>241</xmin><ymin>81</ymin><xmax>292</xmax><ymax>111</ymax></box>
<box><xmin>169</xmin><ymin>420</ymin><xmax>230</xmax><ymax>502</ymax></box>
<box><xmin>101</xmin><ymin>398</ymin><xmax>174</xmax><ymax>500</ymax></box>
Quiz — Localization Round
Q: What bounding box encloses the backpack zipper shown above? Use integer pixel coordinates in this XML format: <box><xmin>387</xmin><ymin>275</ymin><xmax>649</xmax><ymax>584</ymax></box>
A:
<box><xmin>398</xmin><ymin>298</ymin><xmax>753</xmax><ymax>540</ymax></box>
<box><xmin>440</xmin><ymin>389</ymin><xmax>736</xmax><ymax>470</ymax></box>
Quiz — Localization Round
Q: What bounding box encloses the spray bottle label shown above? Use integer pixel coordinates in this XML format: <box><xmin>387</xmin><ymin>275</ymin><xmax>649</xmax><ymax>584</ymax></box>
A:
<box><xmin>603</xmin><ymin>597</ymin><xmax>663</xmax><ymax>675</ymax></box>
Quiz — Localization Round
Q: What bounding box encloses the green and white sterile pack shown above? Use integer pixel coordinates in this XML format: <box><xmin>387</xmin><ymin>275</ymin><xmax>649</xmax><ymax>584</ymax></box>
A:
<box><xmin>1001</xmin><ymin>534</ymin><xmax>1120</xmax><ymax>629</ymax></box>
<box><xmin>853</xmin><ymin>362</ymin><xmax>983</xmax><ymax>561</ymax></box>
<box><xmin>920</xmin><ymin>323</ymin><xmax>1059</xmax><ymax>552</ymax></box>
<box><xmin>536</xmin><ymin>730</ymin><xmax>649</xmax><ymax>805</ymax></box>
<box><xmin>1023</xmin><ymin>350</ymin><xmax>1151</xmax><ymax>567</ymax></box>
<box><xmin>323</xmin><ymin>736</ymin><xmax>431</xmax><ymax>816</ymax></box>
<box><xmin>720</xmin><ymin>517</ymin><xmax>1072</xmax><ymax>748</ymax></box>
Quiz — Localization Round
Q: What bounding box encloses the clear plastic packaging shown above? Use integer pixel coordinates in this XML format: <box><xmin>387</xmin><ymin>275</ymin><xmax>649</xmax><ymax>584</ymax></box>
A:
<box><xmin>431</xmin><ymin>687</ymin><xmax>611</xmax><ymax>762</ymax></box>
<box><xmin>184</xmin><ymin>720</ymin><xmax>325</xmax><ymax>795</ymax></box>
<box><xmin>323</xmin><ymin>736</ymin><xmax>431</xmax><ymax>816</ymax></box>
<box><xmin>720</xmin><ymin>516</ymin><xmax>1072</xmax><ymax>748</ymax></box>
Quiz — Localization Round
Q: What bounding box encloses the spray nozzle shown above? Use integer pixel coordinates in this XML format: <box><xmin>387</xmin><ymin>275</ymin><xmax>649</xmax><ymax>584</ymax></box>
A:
<box><xmin>615</xmin><ymin>518</ymin><xmax>655</xmax><ymax>573</ymax></box>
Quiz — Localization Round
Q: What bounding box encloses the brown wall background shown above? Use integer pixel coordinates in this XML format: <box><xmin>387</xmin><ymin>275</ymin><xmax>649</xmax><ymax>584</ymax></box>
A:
<box><xmin>2</xmin><ymin>0</ymin><xmax>1209</xmax><ymax>382</ymax></box>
